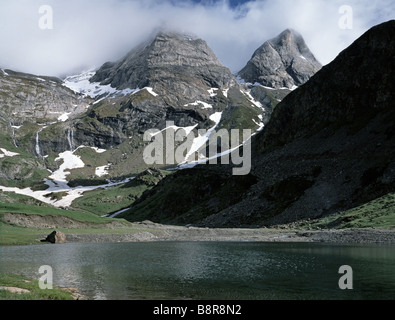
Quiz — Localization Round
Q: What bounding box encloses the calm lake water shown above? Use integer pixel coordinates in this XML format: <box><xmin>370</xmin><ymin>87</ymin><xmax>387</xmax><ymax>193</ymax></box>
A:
<box><xmin>1</xmin><ymin>241</ymin><xmax>395</xmax><ymax>300</ymax></box>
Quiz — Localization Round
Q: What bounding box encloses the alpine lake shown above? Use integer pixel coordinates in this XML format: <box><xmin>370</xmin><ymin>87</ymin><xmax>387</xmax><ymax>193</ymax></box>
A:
<box><xmin>1</xmin><ymin>241</ymin><xmax>394</xmax><ymax>300</ymax></box>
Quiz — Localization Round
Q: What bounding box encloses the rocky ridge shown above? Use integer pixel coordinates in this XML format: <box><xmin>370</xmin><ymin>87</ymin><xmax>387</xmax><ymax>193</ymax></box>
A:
<box><xmin>34</xmin><ymin>30</ymin><xmax>289</xmax><ymax>173</ymax></box>
<box><xmin>0</xmin><ymin>28</ymin><xmax>319</xmax><ymax>217</ymax></box>
<box><xmin>36</xmin><ymin>31</ymin><xmax>268</xmax><ymax>156</ymax></box>
<box><xmin>0</xmin><ymin>69</ymin><xmax>89</xmax><ymax>130</ymax></box>
<box><xmin>91</xmin><ymin>31</ymin><xmax>237</xmax><ymax>105</ymax></box>
<box><xmin>119</xmin><ymin>20</ymin><xmax>395</xmax><ymax>227</ymax></box>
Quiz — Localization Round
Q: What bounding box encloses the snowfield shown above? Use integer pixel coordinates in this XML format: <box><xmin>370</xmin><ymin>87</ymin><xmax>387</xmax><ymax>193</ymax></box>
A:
<box><xmin>48</xmin><ymin>151</ymin><xmax>85</xmax><ymax>187</ymax></box>
<box><xmin>63</xmin><ymin>70</ymin><xmax>160</xmax><ymax>101</ymax></box>
<box><xmin>63</xmin><ymin>70</ymin><xmax>137</xmax><ymax>99</ymax></box>
<box><xmin>208</xmin><ymin>88</ymin><xmax>218</xmax><ymax>97</ymax></box>
<box><xmin>252</xmin><ymin>114</ymin><xmax>265</xmax><ymax>132</ymax></box>
<box><xmin>145</xmin><ymin>87</ymin><xmax>159</xmax><ymax>97</ymax></box>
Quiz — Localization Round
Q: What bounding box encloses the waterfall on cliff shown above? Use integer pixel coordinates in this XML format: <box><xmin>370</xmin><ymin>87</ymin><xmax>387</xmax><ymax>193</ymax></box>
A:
<box><xmin>67</xmin><ymin>127</ymin><xmax>75</xmax><ymax>152</ymax></box>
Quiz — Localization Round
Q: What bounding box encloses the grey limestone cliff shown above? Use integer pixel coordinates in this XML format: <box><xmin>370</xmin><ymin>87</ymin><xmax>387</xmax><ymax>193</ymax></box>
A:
<box><xmin>91</xmin><ymin>31</ymin><xmax>237</xmax><ymax>105</ymax></box>
<box><xmin>239</xmin><ymin>29</ymin><xmax>322</xmax><ymax>89</ymax></box>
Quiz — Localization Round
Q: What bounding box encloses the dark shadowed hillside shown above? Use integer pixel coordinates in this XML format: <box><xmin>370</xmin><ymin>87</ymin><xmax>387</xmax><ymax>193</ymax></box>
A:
<box><xmin>119</xmin><ymin>20</ymin><xmax>395</xmax><ymax>227</ymax></box>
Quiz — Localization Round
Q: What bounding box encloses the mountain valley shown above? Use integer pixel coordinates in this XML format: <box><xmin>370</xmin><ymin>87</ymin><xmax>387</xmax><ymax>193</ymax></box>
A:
<box><xmin>0</xmin><ymin>21</ymin><xmax>394</xmax><ymax>232</ymax></box>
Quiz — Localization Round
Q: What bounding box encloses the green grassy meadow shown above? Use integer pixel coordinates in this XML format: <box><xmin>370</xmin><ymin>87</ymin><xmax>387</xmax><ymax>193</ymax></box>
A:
<box><xmin>296</xmin><ymin>193</ymin><xmax>395</xmax><ymax>230</ymax></box>
<box><xmin>0</xmin><ymin>274</ymin><xmax>75</xmax><ymax>300</ymax></box>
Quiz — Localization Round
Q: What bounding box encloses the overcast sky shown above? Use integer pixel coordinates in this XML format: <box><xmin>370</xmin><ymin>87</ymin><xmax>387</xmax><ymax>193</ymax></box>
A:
<box><xmin>0</xmin><ymin>0</ymin><xmax>393</xmax><ymax>77</ymax></box>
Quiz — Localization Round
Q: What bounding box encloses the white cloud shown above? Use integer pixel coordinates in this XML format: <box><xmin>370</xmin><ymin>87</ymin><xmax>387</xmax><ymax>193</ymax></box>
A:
<box><xmin>0</xmin><ymin>0</ymin><xmax>393</xmax><ymax>77</ymax></box>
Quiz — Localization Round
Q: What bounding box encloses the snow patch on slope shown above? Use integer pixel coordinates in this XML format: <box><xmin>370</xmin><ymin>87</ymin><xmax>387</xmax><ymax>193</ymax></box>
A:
<box><xmin>208</xmin><ymin>88</ymin><xmax>218</xmax><ymax>97</ymax></box>
<box><xmin>95</xmin><ymin>165</ymin><xmax>110</xmax><ymax>177</ymax></box>
<box><xmin>63</xmin><ymin>70</ymin><xmax>160</xmax><ymax>101</ymax></box>
<box><xmin>0</xmin><ymin>146</ymin><xmax>130</xmax><ymax>208</ymax></box>
<box><xmin>58</xmin><ymin>112</ymin><xmax>71</xmax><ymax>122</ymax></box>
<box><xmin>184</xmin><ymin>100</ymin><xmax>213</xmax><ymax>109</ymax></box>
<box><xmin>48</xmin><ymin>151</ymin><xmax>85</xmax><ymax>187</ymax></box>
<box><xmin>145</xmin><ymin>87</ymin><xmax>159</xmax><ymax>97</ymax></box>
<box><xmin>240</xmin><ymin>89</ymin><xmax>265</xmax><ymax>111</ymax></box>
<box><xmin>149</xmin><ymin>123</ymin><xmax>198</xmax><ymax>138</ymax></box>
<box><xmin>0</xmin><ymin>148</ymin><xmax>19</xmax><ymax>158</ymax></box>
<box><xmin>63</xmin><ymin>71</ymin><xmax>137</xmax><ymax>99</ymax></box>
<box><xmin>252</xmin><ymin>114</ymin><xmax>264</xmax><ymax>132</ymax></box>
<box><xmin>181</xmin><ymin>111</ymin><xmax>223</xmax><ymax>164</ymax></box>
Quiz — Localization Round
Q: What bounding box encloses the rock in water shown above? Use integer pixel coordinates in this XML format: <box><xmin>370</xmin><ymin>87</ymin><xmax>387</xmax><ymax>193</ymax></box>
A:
<box><xmin>238</xmin><ymin>29</ymin><xmax>322</xmax><ymax>89</ymax></box>
<box><xmin>45</xmin><ymin>231</ymin><xmax>66</xmax><ymax>244</ymax></box>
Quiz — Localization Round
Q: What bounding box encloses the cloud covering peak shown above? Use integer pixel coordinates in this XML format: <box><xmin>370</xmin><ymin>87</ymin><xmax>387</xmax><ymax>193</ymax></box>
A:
<box><xmin>0</xmin><ymin>0</ymin><xmax>393</xmax><ymax>77</ymax></box>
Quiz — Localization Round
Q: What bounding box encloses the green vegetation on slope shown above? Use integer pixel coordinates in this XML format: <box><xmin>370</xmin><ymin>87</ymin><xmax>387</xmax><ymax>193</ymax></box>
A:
<box><xmin>0</xmin><ymin>192</ymin><xmax>131</xmax><ymax>245</ymax></box>
<box><xmin>0</xmin><ymin>134</ymin><xmax>49</xmax><ymax>190</ymax></box>
<box><xmin>217</xmin><ymin>87</ymin><xmax>261</xmax><ymax>132</ymax></box>
<box><xmin>119</xmin><ymin>167</ymin><xmax>258</xmax><ymax>226</ymax></box>
<box><xmin>0</xmin><ymin>274</ymin><xmax>76</xmax><ymax>300</ymax></box>
<box><xmin>0</xmin><ymin>222</ymin><xmax>51</xmax><ymax>246</ymax></box>
<box><xmin>0</xmin><ymin>200</ymin><xmax>154</xmax><ymax>246</ymax></box>
<box><xmin>0</xmin><ymin>202</ymin><xmax>114</xmax><ymax>224</ymax></box>
<box><xmin>71</xmin><ymin>168</ymin><xmax>169</xmax><ymax>216</ymax></box>
<box><xmin>296</xmin><ymin>192</ymin><xmax>395</xmax><ymax>230</ymax></box>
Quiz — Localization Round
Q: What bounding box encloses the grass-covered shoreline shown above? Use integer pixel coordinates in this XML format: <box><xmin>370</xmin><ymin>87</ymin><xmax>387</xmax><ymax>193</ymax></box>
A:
<box><xmin>0</xmin><ymin>201</ymin><xmax>135</xmax><ymax>245</ymax></box>
<box><xmin>0</xmin><ymin>274</ymin><xmax>81</xmax><ymax>300</ymax></box>
<box><xmin>0</xmin><ymin>192</ymin><xmax>394</xmax><ymax>246</ymax></box>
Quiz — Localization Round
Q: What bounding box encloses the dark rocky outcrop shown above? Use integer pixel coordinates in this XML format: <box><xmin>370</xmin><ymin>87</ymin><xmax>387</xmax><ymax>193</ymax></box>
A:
<box><xmin>43</xmin><ymin>230</ymin><xmax>66</xmax><ymax>244</ymax></box>
<box><xmin>238</xmin><ymin>29</ymin><xmax>322</xmax><ymax>89</ymax></box>
<box><xmin>256</xmin><ymin>21</ymin><xmax>395</xmax><ymax>151</ymax></box>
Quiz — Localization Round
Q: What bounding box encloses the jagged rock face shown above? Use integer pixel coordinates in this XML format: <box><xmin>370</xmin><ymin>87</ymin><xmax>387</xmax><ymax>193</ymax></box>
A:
<box><xmin>61</xmin><ymin>32</ymin><xmax>271</xmax><ymax>154</ymax></box>
<box><xmin>91</xmin><ymin>31</ymin><xmax>237</xmax><ymax>105</ymax></box>
<box><xmin>223</xmin><ymin>20</ymin><xmax>395</xmax><ymax>225</ymax></box>
<box><xmin>122</xmin><ymin>20</ymin><xmax>395</xmax><ymax>227</ymax></box>
<box><xmin>0</xmin><ymin>69</ymin><xmax>91</xmax><ymax>163</ymax></box>
<box><xmin>0</xmin><ymin>69</ymin><xmax>89</xmax><ymax>128</ymax></box>
<box><xmin>19</xmin><ymin>30</ymin><xmax>276</xmax><ymax>178</ymax></box>
<box><xmin>256</xmin><ymin>21</ymin><xmax>395</xmax><ymax>152</ymax></box>
<box><xmin>238</xmin><ymin>29</ymin><xmax>322</xmax><ymax>89</ymax></box>
<box><xmin>0</xmin><ymin>28</ymin><xmax>288</xmax><ymax>198</ymax></box>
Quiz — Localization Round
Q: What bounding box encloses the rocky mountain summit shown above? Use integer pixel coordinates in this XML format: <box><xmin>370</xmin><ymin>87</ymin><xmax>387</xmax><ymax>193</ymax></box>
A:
<box><xmin>45</xmin><ymin>30</ymin><xmax>289</xmax><ymax>168</ymax></box>
<box><xmin>0</xmin><ymin>27</ymin><xmax>322</xmax><ymax>217</ymax></box>
<box><xmin>119</xmin><ymin>20</ymin><xmax>395</xmax><ymax>227</ymax></box>
<box><xmin>238</xmin><ymin>29</ymin><xmax>322</xmax><ymax>89</ymax></box>
<box><xmin>256</xmin><ymin>21</ymin><xmax>395</xmax><ymax>152</ymax></box>
<box><xmin>91</xmin><ymin>31</ymin><xmax>237</xmax><ymax>105</ymax></box>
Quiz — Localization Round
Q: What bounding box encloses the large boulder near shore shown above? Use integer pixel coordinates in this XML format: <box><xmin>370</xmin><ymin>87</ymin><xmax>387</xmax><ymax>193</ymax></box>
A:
<box><xmin>44</xmin><ymin>231</ymin><xmax>66</xmax><ymax>244</ymax></box>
